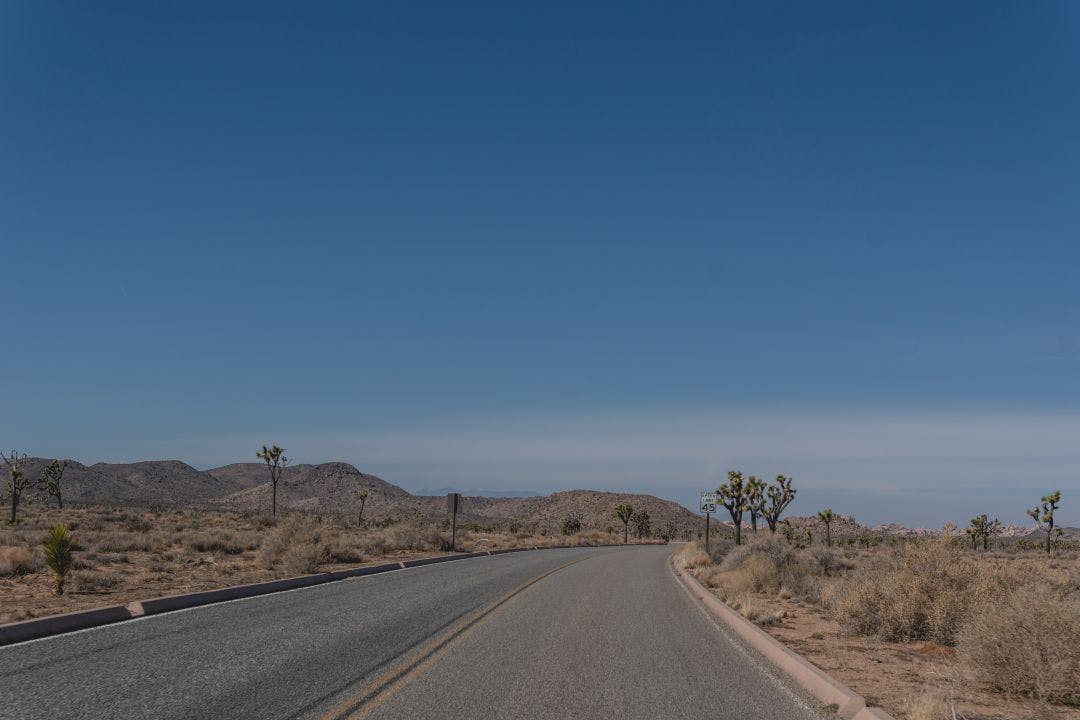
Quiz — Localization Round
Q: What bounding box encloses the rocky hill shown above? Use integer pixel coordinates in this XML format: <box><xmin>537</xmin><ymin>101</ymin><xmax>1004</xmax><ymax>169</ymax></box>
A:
<box><xmin>2</xmin><ymin>458</ymin><xmax>252</xmax><ymax>506</ymax></box>
<box><xmin>0</xmin><ymin>458</ymin><xmax>702</xmax><ymax>534</ymax></box>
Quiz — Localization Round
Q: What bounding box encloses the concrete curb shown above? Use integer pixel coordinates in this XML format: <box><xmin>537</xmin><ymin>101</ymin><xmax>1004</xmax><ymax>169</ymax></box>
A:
<box><xmin>0</xmin><ymin>541</ymin><xmax>656</xmax><ymax>646</ymax></box>
<box><xmin>671</xmin><ymin>557</ymin><xmax>896</xmax><ymax>720</ymax></box>
<box><xmin>0</xmin><ymin>605</ymin><xmax>132</xmax><ymax>645</ymax></box>
<box><xmin>128</xmin><ymin>573</ymin><xmax>337</xmax><ymax>617</ymax></box>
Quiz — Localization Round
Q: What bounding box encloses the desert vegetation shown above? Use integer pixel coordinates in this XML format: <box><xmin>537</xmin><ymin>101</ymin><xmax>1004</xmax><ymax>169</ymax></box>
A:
<box><xmin>0</xmin><ymin>504</ymin><xmax>660</xmax><ymax>624</ymax></box>
<box><xmin>680</xmin><ymin>486</ymin><xmax>1079</xmax><ymax>719</ymax></box>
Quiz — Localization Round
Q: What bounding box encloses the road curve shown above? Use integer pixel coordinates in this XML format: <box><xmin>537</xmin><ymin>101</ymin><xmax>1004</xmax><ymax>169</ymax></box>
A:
<box><xmin>0</xmin><ymin>546</ymin><xmax>821</xmax><ymax>720</ymax></box>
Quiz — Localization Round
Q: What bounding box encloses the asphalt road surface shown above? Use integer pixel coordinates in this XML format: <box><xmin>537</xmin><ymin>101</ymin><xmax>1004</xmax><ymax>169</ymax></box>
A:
<box><xmin>0</xmin><ymin>545</ymin><xmax>822</xmax><ymax>720</ymax></box>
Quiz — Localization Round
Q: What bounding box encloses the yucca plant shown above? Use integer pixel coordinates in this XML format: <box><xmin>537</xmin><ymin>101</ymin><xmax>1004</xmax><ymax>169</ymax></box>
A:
<box><xmin>43</xmin><ymin>524</ymin><xmax>74</xmax><ymax>595</ymax></box>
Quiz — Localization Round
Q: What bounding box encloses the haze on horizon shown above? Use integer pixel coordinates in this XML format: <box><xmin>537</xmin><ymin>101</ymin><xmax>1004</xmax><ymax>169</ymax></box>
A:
<box><xmin>2</xmin><ymin>2</ymin><xmax>1077</xmax><ymax>529</ymax></box>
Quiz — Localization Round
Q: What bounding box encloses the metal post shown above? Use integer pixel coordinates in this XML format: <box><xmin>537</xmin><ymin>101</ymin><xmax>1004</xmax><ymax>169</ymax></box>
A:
<box><xmin>447</xmin><ymin>492</ymin><xmax>461</xmax><ymax>552</ymax></box>
<box><xmin>451</xmin><ymin>503</ymin><xmax>458</xmax><ymax>552</ymax></box>
<box><xmin>705</xmin><ymin>511</ymin><xmax>710</xmax><ymax>556</ymax></box>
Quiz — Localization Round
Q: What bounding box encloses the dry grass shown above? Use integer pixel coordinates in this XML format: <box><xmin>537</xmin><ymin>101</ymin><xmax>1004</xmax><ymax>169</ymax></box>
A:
<box><xmin>0</xmin><ymin>505</ymin><xmax>657</xmax><ymax>624</ymax></box>
<box><xmin>682</xmin><ymin>535</ymin><xmax>1080</xmax><ymax>719</ymax></box>
<box><xmin>821</xmin><ymin>539</ymin><xmax>1041</xmax><ymax>644</ymax></box>
<box><xmin>957</xmin><ymin>586</ymin><xmax>1080</xmax><ymax>705</ymax></box>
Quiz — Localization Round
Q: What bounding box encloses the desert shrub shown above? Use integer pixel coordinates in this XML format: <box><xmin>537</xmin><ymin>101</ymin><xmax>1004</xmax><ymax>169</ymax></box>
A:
<box><xmin>280</xmin><ymin>540</ymin><xmax>327</xmax><ymax>575</ymax></box>
<box><xmin>324</xmin><ymin>537</ymin><xmax>364</xmax><ymax>564</ymax></box>
<box><xmin>0</xmin><ymin>546</ymin><xmax>40</xmax><ymax>576</ymax></box>
<box><xmin>717</xmin><ymin>537</ymin><xmax>831</xmax><ymax>600</ymax></box>
<box><xmin>183</xmin><ymin>532</ymin><xmax>246</xmax><ymax>555</ymax></box>
<box><xmin>728</xmin><ymin>595</ymin><xmax>786</xmax><ymax>626</ymax></box>
<box><xmin>93</xmin><ymin>532</ymin><xmax>160</xmax><ymax>553</ymax></box>
<box><xmin>120</xmin><ymin>514</ymin><xmax>152</xmax><ymax>533</ymax></box>
<box><xmin>823</xmin><ymin>539</ymin><xmax>1032</xmax><ymax>644</ymax></box>
<box><xmin>707</xmin><ymin>538</ymin><xmax>735</xmax><ymax>564</ymax></box>
<box><xmin>70</xmin><ymin>570</ymin><xmax>122</xmax><ymax>593</ymax></box>
<box><xmin>903</xmin><ymin>690</ymin><xmax>949</xmax><ymax>720</ymax></box>
<box><xmin>258</xmin><ymin>517</ymin><xmax>327</xmax><ymax>572</ymax></box>
<box><xmin>957</xmin><ymin>586</ymin><xmax>1080</xmax><ymax>704</ymax></box>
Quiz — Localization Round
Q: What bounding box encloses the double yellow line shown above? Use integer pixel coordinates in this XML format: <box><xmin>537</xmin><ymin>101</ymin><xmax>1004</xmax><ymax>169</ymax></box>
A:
<box><xmin>320</xmin><ymin>555</ymin><xmax>591</xmax><ymax>720</ymax></box>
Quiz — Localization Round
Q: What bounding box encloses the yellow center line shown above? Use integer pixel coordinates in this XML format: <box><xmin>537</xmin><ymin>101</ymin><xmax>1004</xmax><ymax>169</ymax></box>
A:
<box><xmin>320</xmin><ymin>555</ymin><xmax>593</xmax><ymax>720</ymax></box>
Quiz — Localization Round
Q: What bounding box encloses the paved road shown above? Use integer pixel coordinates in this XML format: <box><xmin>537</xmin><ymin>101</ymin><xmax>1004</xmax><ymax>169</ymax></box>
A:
<box><xmin>0</xmin><ymin>546</ymin><xmax>821</xmax><ymax>720</ymax></box>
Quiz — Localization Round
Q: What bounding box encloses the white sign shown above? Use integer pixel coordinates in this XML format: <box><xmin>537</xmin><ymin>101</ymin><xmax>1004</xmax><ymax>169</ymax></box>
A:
<box><xmin>700</xmin><ymin>492</ymin><xmax>717</xmax><ymax>513</ymax></box>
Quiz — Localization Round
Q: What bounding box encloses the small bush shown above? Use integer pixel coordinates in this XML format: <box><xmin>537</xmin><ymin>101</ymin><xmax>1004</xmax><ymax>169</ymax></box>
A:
<box><xmin>0</xmin><ymin>546</ymin><xmax>40</xmax><ymax>576</ymax></box>
<box><xmin>822</xmin><ymin>539</ymin><xmax>1030</xmax><ymax>644</ymax></box>
<box><xmin>957</xmin><ymin>586</ymin><xmax>1080</xmax><ymax>704</ymax></box>
<box><xmin>183</xmin><ymin>533</ymin><xmax>246</xmax><ymax>555</ymax></box>
<box><xmin>43</xmin><ymin>525</ymin><xmax>75</xmax><ymax>595</ymax></box>
<box><xmin>70</xmin><ymin>571</ymin><xmax>122</xmax><ymax>593</ymax></box>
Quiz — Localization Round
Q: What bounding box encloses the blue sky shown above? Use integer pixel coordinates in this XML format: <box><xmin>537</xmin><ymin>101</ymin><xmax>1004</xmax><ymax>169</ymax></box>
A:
<box><xmin>2</xmin><ymin>2</ymin><xmax>1078</xmax><ymax>526</ymax></box>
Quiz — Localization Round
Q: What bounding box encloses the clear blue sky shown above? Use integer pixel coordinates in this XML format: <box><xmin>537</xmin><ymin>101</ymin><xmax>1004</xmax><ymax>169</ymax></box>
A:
<box><xmin>2</xmin><ymin>2</ymin><xmax>1077</xmax><ymax>526</ymax></box>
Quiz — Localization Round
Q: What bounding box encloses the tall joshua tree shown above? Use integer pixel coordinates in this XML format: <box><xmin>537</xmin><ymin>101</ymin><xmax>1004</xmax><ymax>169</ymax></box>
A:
<box><xmin>1027</xmin><ymin>491</ymin><xmax>1062</xmax><ymax>556</ymax></box>
<box><xmin>632</xmin><ymin>509</ymin><xmax>651</xmax><ymax>539</ymax></box>
<box><xmin>968</xmin><ymin>514</ymin><xmax>1002</xmax><ymax>551</ymax></box>
<box><xmin>356</xmin><ymin>487</ymin><xmax>369</xmax><ymax>527</ymax></box>
<box><xmin>40</xmin><ymin>459</ymin><xmax>68</xmax><ymax>509</ymax></box>
<box><xmin>1</xmin><ymin>450</ymin><xmax>31</xmax><ymax>524</ymax></box>
<box><xmin>761</xmin><ymin>475</ymin><xmax>797</xmax><ymax>534</ymax></box>
<box><xmin>615</xmin><ymin>503</ymin><xmax>634</xmax><ymax>544</ymax></box>
<box><xmin>256</xmin><ymin>445</ymin><xmax>289</xmax><ymax>518</ymax></box>
<box><xmin>718</xmin><ymin>470</ymin><xmax>748</xmax><ymax>545</ymax></box>
<box><xmin>746</xmin><ymin>476</ymin><xmax>766</xmax><ymax>534</ymax></box>
<box><xmin>817</xmin><ymin>508</ymin><xmax>835</xmax><ymax>548</ymax></box>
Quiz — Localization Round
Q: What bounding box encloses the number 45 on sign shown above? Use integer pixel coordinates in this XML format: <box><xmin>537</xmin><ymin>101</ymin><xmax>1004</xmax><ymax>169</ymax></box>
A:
<box><xmin>699</xmin><ymin>492</ymin><xmax>717</xmax><ymax>513</ymax></box>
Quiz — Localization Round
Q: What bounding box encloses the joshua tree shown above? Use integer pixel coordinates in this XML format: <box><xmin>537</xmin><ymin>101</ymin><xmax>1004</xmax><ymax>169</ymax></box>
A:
<box><xmin>1</xmin><ymin>450</ymin><xmax>31</xmax><ymax>524</ymax></box>
<box><xmin>966</xmin><ymin>524</ymin><xmax>980</xmax><ymax>550</ymax></box>
<box><xmin>256</xmin><ymin>445</ymin><xmax>289</xmax><ymax>517</ymax></box>
<box><xmin>40</xmin><ymin>459</ymin><xmax>68</xmax><ymax>509</ymax></box>
<box><xmin>761</xmin><ymin>475</ymin><xmax>797</xmax><ymax>534</ymax></box>
<box><xmin>561</xmin><ymin>513</ymin><xmax>582</xmax><ymax>535</ymax></box>
<box><xmin>746</xmin><ymin>476</ymin><xmax>766</xmax><ymax>533</ymax></box>
<box><xmin>1027</xmin><ymin>491</ymin><xmax>1062</xmax><ymax>556</ymax></box>
<box><xmin>968</xmin><ymin>514</ymin><xmax>1003</xmax><ymax>551</ymax></box>
<box><xmin>43</xmin><ymin>524</ymin><xmax>74</xmax><ymax>595</ymax></box>
<box><xmin>632</xmin><ymin>509</ymin><xmax>651</xmax><ymax>539</ymax></box>
<box><xmin>615</xmin><ymin>503</ymin><xmax>634</xmax><ymax>544</ymax></box>
<box><xmin>717</xmin><ymin>470</ymin><xmax>748</xmax><ymax>545</ymax></box>
<box><xmin>356</xmin><ymin>487</ymin><xmax>369</xmax><ymax>527</ymax></box>
<box><xmin>817</xmin><ymin>508</ymin><xmax>835</xmax><ymax>547</ymax></box>
<box><xmin>781</xmin><ymin>520</ymin><xmax>795</xmax><ymax>545</ymax></box>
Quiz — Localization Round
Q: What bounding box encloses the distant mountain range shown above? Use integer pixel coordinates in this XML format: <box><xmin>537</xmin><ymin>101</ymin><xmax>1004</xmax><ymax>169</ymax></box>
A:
<box><xmin>6</xmin><ymin>458</ymin><xmax>1071</xmax><ymax>540</ymax></box>
<box><xmin>5</xmin><ymin>458</ymin><xmax>704</xmax><ymax>534</ymax></box>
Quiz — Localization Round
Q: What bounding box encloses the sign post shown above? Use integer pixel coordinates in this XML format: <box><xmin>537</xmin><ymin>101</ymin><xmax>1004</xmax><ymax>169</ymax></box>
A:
<box><xmin>447</xmin><ymin>492</ymin><xmax>461</xmax><ymax>552</ymax></box>
<box><xmin>700</xmin><ymin>492</ymin><xmax>717</xmax><ymax>556</ymax></box>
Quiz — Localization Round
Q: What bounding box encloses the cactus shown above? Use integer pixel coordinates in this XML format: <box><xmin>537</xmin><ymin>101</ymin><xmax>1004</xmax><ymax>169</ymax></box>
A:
<box><xmin>1026</xmin><ymin>491</ymin><xmax>1062</xmax><ymax>556</ymax></box>
<box><xmin>761</xmin><ymin>475</ymin><xmax>797</xmax><ymax>534</ymax></box>
<box><xmin>615</xmin><ymin>503</ymin><xmax>634</xmax><ymax>544</ymax></box>
<box><xmin>256</xmin><ymin>445</ymin><xmax>289</xmax><ymax>518</ymax></box>
<box><xmin>817</xmin><ymin>508</ymin><xmax>835</xmax><ymax>547</ymax></box>
<box><xmin>356</xmin><ymin>487</ymin><xmax>369</xmax><ymax>527</ymax></box>
<box><xmin>40</xmin><ymin>459</ymin><xmax>68</xmax><ymax>509</ymax></box>
<box><xmin>42</xmin><ymin>524</ymin><xmax>74</xmax><ymax>595</ymax></box>
<box><xmin>717</xmin><ymin>470</ymin><xmax>748</xmax><ymax>545</ymax></box>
